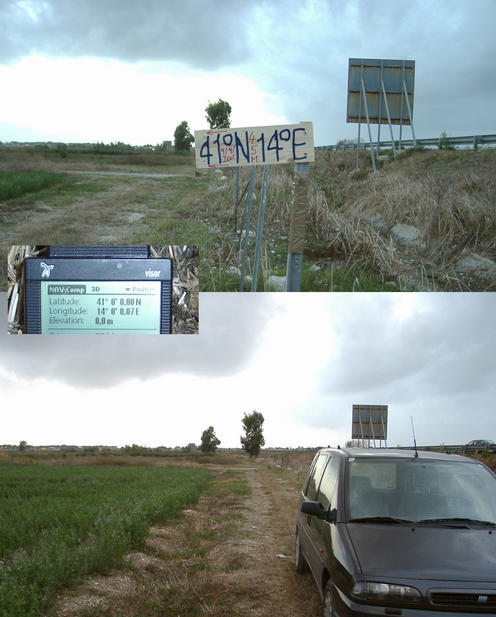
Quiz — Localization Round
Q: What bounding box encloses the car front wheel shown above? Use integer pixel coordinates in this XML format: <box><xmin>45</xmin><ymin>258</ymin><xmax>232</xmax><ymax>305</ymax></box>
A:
<box><xmin>323</xmin><ymin>580</ymin><xmax>334</xmax><ymax>617</ymax></box>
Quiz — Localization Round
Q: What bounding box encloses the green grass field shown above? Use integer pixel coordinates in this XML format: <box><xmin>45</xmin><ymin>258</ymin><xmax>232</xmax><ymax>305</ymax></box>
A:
<box><xmin>0</xmin><ymin>464</ymin><xmax>210</xmax><ymax>617</ymax></box>
<box><xmin>0</xmin><ymin>170</ymin><xmax>66</xmax><ymax>201</ymax></box>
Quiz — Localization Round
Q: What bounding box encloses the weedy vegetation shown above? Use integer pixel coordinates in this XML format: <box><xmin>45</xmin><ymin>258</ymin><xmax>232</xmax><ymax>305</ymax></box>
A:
<box><xmin>0</xmin><ymin>463</ymin><xmax>210</xmax><ymax>617</ymax></box>
<box><xmin>1</xmin><ymin>145</ymin><xmax>495</xmax><ymax>291</ymax></box>
<box><xmin>0</xmin><ymin>170</ymin><xmax>66</xmax><ymax>201</ymax></box>
<box><xmin>49</xmin><ymin>464</ymin><xmax>254</xmax><ymax>617</ymax></box>
<box><xmin>200</xmin><ymin>147</ymin><xmax>496</xmax><ymax>290</ymax></box>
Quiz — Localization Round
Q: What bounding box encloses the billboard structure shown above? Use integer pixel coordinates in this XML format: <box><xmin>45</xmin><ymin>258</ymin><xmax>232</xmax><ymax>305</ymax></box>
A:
<box><xmin>347</xmin><ymin>58</ymin><xmax>416</xmax><ymax>170</ymax></box>
<box><xmin>352</xmin><ymin>404</ymin><xmax>388</xmax><ymax>447</ymax></box>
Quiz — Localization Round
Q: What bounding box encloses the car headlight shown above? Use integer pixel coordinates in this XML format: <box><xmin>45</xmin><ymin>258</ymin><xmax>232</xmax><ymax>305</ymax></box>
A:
<box><xmin>352</xmin><ymin>582</ymin><xmax>422</xmax><ymax>603</ymax></box>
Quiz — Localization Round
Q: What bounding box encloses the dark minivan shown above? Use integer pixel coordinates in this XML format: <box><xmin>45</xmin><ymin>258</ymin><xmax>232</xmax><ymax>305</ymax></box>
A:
<box><xmin>295</xmin><ymin>448</ymin><xmax>496</xmax><ymax>617</ymax></box>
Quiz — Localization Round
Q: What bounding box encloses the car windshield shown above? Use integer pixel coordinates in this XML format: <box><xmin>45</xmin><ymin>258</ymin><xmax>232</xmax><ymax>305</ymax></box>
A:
<box><xmin>347</xmin><ymin>458</ymin><xmax>496</xmax><ymax>524</ymax></box>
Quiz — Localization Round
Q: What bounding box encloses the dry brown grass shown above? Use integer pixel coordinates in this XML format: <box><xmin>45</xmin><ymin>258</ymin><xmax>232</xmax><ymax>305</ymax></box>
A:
<box><xmin>4</xmin><ymin>146</ymin><xmax>494</xmax><ymax>291</ymax></box>
<box><xmin>211</xmin><ymin>148</ymin><xmax>496</xmax><ymax>290</ymax></box>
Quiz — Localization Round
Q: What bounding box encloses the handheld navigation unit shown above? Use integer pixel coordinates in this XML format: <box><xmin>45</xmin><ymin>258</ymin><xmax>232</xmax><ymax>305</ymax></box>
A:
<box><xmin>24</xmin><ymin>248</ymin><xmax>172</xmax><ymax>334</ymax></box>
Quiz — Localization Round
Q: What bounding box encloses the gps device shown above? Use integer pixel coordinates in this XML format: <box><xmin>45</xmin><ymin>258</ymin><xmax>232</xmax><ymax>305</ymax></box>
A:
<box><xmin>24</xmin><ymin>247</ymin><xmax>172</xmax><ymax>334</ymax></box>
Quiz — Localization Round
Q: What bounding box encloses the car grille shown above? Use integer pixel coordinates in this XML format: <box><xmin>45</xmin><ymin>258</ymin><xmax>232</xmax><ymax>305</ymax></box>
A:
<box><xmin>430</xmin><ymin>591</ymin><xmax>496</xmax><ymax>609</ymax></box>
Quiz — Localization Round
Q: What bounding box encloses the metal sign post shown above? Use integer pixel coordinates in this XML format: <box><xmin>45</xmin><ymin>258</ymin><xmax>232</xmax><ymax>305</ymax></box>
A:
<box><xmin>233</xmin><ymin>167</ymin><xmax>240</xmax><ymax>233</ymax></box>
<box><xmin>194</xmin><ymin>123</ymin><xmax>314</xmax><ymax>291</ymax></box>
<box><xmin>239</xmin><ymin>167</ymin><xmax>257</xmax><ymax>291</ymax></box>
<box><xmin>251</xmin><ymin>164</ymin><xmax>270</xmax><ymax>292</ymax></box>
<box><xmin>286</xmin><ymin>162</ymin><xmax>310</xmax><ymax>291</ymax></box>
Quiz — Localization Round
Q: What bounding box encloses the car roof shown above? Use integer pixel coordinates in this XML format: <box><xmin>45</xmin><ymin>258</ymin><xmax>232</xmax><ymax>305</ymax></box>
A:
<box><xmin>319</xmin><ymin>447</ymin><xmax>476</xmax><ymax>463</ymax></box>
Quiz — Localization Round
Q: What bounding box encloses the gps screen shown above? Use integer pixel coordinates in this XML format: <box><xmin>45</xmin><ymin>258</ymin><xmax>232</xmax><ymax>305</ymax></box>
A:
<box><xmin>40</xmin><ymin>281</ymin><xmax>161</xmax><ymax>334</ymax></box>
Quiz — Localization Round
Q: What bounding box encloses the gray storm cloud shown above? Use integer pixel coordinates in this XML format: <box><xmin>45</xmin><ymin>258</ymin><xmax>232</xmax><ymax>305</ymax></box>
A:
<box><xmin>242</xmin><ymin>0</ymin><xmax>496</xmax><ymax>141</ymax></box>
<box><xmin>0</xmin><ymin>293</ymin><xmax>277</xmax><ymax>388</ymax></box>
<box><xmin>2</xmin><ymin>0</ymin><xmax>496</xmax><ymax>144</ymax></box>
<box><xmin>292</xmin><ymin>293</ymin><xmax>496</xmax><ymax>443</ymax></box>
<box><xmin>323</xmin><ymin>293</ymin><xmax>496</xmax><ymax>396</ymax></box>
<box><xmin>0</xmin><ymin>0</ymin><xmax>255</xmax><ymax>67</ymax></box>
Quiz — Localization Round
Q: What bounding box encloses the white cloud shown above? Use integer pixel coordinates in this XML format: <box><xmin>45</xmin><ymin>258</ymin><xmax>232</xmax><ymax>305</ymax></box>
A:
<box><xmin>0</xmin><ymin>56</ymin><xmax>286</xmax><ymax>144</ymax></box>
<box><xmin>2</xmin><ymin>293</ymin><xmax>495</xmax><ymax>449</ymax></box>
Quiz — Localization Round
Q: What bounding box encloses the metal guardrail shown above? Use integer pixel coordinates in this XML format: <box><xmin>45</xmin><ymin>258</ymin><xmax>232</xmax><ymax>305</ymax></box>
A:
<box><xmin>316</xmin><ymin>133</ymin><xmax>496</xmax><ymax>152</ymax></box>
<box><xmin>394</xmin><ymin>444</ymin><xmax>496</xmax><ymax>454</ymax></box>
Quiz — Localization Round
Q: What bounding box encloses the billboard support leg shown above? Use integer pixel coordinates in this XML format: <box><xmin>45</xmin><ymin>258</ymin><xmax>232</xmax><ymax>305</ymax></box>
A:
<box><xmin>403</xmin><ymin>80</ymin><xmax>417</xmax><ymax>146</ymax></box>
<box><xmin>361</xmin><ymin>77</ymin><xmax>376</xmax><ymax>173</ymax></box>
<box><xmin>381</xmin><ymin>81</ymin><xmax>397</xmax><ymax>159</ymax></box>
<box><xmin>377</xmin><ymin>60</ymin><xmax>384</xmax><ymax>155</ymax></box>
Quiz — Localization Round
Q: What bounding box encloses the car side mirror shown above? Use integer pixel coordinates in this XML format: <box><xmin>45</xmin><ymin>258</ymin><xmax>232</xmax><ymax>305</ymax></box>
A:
<box><xmin>301</xmin><ymin>501</ymin><xmax>337</xmax><ymax>523</ymax></box>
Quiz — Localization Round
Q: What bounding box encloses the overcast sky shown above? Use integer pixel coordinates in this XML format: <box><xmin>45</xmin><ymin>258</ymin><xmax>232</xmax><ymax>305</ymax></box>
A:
<box><xmin>1</xmin><ymin>0</ymin><xmax>495</xmax><ymax>146</ymax></box>
<box><xmin>2</xmin><ymin>291</ymin><xmax>495</xmax><ymax>449</ymax></box>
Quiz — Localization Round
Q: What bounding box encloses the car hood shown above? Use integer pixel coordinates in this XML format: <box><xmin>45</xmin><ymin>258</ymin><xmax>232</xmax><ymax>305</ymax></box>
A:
<box><xmin>346</xmin><ymin>523</ymin><xmax>496</xmax><ymax>582</ymax></box>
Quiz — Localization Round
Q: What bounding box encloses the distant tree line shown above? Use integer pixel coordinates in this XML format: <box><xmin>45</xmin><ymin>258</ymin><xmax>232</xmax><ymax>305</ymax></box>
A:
<box><xmin>91</xmin><ymin>141</ymin><xmax>173</xmax><ymax>155</ymax></box>
<box><xmin>1</xmin><ymin>98</ymin><xmax>233</xmax><ymax>156</ymax></box>
<box><xmin>10</xmin><ymin>408</ymin><xmax>267</xmax><ymax>460</ymax></box>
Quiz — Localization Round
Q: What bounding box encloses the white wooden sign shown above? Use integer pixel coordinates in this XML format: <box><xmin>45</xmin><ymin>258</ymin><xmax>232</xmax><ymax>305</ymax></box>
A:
<box><xmin>194</xmin><ymin>122</ymin><xmax>314</xmax><ymax>169</ymax></box>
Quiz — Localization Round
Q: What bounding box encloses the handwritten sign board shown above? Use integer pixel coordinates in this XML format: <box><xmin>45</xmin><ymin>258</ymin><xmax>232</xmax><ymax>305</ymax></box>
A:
<box><xmin>194</xmin><ymin>122</ymin><xmax>314</xmax><ymax>169</ymax></box>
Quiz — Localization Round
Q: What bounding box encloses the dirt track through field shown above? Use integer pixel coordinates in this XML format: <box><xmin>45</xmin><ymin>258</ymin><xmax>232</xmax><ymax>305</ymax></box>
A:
<box><xmin>64</xmin><ymin>170</ymin><xmax>189</xmax><ymax>179</ymax></box>
<box><xmin>52</xmin><ymin>464</ymin><xmax>322</xmax><ymax>617</ymax></box>
<box><xmin>1</xmin><ymin>172</ymin><xmax>206</xmax><ymax>291</ymax></box>
<box><xmin>0</xmin><ymin>174</ymin><xmax>196</xmax><ymax>246</ymax></box>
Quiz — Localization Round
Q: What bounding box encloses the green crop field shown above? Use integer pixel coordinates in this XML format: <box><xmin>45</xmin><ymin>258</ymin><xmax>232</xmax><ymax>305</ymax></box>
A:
<box><xmin>0</xmin><ymin>170</ymin><xmax>66</xmax><ymax>201</ymax></box>
<box><xmin>0</xmin><ymin>463</ymin><xmax>210</xmax><ymax>617</ymax></box>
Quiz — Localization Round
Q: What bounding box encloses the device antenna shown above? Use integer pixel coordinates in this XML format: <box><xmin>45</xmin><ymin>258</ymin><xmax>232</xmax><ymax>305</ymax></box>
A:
<box><xmin>410</xmin><ymin>416</ymin><xmax>419</xmax><ymax>458</ymax></box>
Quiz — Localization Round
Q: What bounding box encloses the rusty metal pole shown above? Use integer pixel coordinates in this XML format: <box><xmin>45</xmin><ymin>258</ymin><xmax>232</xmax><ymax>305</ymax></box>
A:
<box><xmin>286</xmin><ymin>162</ymin><xmax>309</xmax><ymax>291</ymax></box>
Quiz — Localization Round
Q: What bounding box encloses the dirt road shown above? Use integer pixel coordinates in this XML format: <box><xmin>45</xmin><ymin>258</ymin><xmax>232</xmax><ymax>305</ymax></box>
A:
<box><xmin>0</xmin><ymin>173</ymin><xmax>202</xmax><ymax>248</ymax></box>
<box><xmin>65</xmin><ymin>170</ymin><xmax>189</xmax><ymax>179</ymax></box>
<box><xmin>52</xmin><ymin>464</ymin><xmax>322</xmax><ymax>617</ymax></box>
<box><xmin>1</xmin><ymin>171</ymin><xmax>207</xmax><ymax>294</ymax></box>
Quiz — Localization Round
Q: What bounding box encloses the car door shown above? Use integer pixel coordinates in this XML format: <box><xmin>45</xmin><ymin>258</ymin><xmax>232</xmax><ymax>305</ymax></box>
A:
<box><xmin>309</xmin><ymin>455</ymin><xmax>339</xmax><ymax>576</ymax></box>
<box><xmin>300</xmin><ymin>454</ymin><xmax>340</xmax><ymax>580</ymax></box>
<box><xmin>299</xmin><ymin>453</ymin><xmax>329</xmax><ymax>577</ymax></box>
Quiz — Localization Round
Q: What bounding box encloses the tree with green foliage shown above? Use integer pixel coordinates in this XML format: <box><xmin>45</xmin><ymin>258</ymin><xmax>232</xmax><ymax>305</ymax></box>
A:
<box><xmin>18</xmin><ymin>440</ymin><xmax>27</xmax><ymax>451</ymax></box>
<box><xmin>240</xmin><ymin>410</ymin><xmax>265</xmax><ymax>458</ymax></box>
<box><xmin>438</xmin><ymin>130</ymin><xmax>454</xmax><ymax>150</ymax></box>
<box><xmin>200</xmin><ymin>426</ymin><xmax>221</xmax><ymax>453</ymax></box>
<box><xmin>205</xmin><ymin>99</ymin><xmax>232</xmax><ymax>129</ymax></box>
<box><xmin>174</xmin><ymin>121</ymin><xmax>194</xmax><ymax>152</ymax></box>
